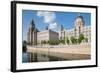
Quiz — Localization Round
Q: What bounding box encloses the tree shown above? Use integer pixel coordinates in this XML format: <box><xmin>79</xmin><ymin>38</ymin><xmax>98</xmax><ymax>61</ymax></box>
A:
<box><xmin>66</xmin><ymin>37</ymin><xmax>70</xmax><ymax>45</ymax></box>
<box><xmin>74</xmin><ymin>28</ymin><xmax>77</xmax><ymax>37</ymax></box>
<box><xmin>70</xmin><ymin>36</ymin><xmax>78</xmax><ymax>44</ymax></box>
<box><xmin>74</xmin><ymin>38</ymin><xmax>78</xmax><ymax>44</ymax></box>
<box><xmin>70</xmin><ymin>36</ymin><xmax>75</xmax><ymax>44</ymax></box>
<box><xmin>78</xmin><ymin>34</ymin><xmax>85</xmax><ymax>44</ymax></box>
<box><xmin>48</xmin><ymin>40</ymin><xmax>60</xmax><ymax>45</ymax></box>
<box><xmin>62</xmin><ymin>39</ymin><xmax>65</xmax><ymax>44</ymax></box>
<box><xmin>43</xmin><ymin>40</ymin><xmax>46</xmax><ymax>44</ymax></box>
<box><xmin>59</xmin><ymin>37</ymin><xmax>66</xmax><ymax>45</ymax></box>
<box><xmin>41</xmin><ymin>40</ymin><xmax>44</xmax><ymax>45</ymax></box>
<box><xmin>85</xmin><ymin>38</ymin><xmax>88</xmax><ymax>42</ymax></box>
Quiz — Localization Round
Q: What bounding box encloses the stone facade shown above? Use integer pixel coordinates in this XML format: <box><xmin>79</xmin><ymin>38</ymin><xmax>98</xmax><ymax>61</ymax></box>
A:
<box><xmin>27</xmin><ymin>20</ymin><xmax>38</xmax><ymax>45</ymax></box>
<box><xmin>37</xmin><ymin>30</ymin><xmax>59</xmax><ymax>44</ymax></box>
<box><xmin>27</xmin><ymin>14</ymin><xmax>91</xmax><ymax>45</ymax></box>
<box><xmin>59</xmin><ymin>14</ymin><xmax>91</xmax><ymax>43</ymax></box>
<box><xmin>27</xmin><ymin>20</ymin><xmax>58</xmax><ymax>45</ymax></box>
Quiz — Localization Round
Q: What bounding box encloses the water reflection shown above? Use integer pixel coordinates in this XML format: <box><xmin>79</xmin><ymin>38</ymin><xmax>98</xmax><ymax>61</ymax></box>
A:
<box><xmin>22</xmin><ymin>52</ymin><xmax>67</xmax><ymax>63</ymax></box>
<box><xmin>22</xmin><ymin>41</ymin><xmax>67</xmax><ymax>63</ymax></box>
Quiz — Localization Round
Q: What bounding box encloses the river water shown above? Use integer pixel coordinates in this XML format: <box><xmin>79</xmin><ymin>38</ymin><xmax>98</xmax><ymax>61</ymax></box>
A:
<box><xmin>22</xmin><ymin>52</ymin><xmax>67</xmax><ymax>63</ymax></box>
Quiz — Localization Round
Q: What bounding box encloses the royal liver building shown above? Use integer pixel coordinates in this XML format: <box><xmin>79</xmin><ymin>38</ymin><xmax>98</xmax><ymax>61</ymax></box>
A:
<box><xmin>27</xmin><ymin>14</ymin><xmax>91</xmax><ymax>45</ymax></box>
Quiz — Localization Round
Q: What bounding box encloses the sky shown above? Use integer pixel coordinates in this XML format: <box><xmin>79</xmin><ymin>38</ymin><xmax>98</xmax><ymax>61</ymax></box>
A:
<box><xmin>22</xmin><ymin>10</ymin><xmax>91</xmax><ymax>41</ymax></box>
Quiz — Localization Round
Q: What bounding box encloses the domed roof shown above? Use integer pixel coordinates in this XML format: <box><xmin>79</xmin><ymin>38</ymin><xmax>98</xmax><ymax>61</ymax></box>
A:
<box><xmin>77</xmin><ymin>15</ymin><xmax>83</xmax><ymax>19</ymax></box>
<box><xmin>76</xmin><ymin>16</ymin><xmax>83</xmax><ymax>23</ymax></box>
<box><xmin>74</xmin><ymin>14</ymin><xmax>84</xmax><ymax>27</ymax></box>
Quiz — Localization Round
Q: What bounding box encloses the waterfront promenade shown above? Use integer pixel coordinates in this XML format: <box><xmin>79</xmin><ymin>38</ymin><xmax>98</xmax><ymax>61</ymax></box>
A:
<box><xmin>27</xmin><ymin>44</ymin><xmax>91</xmax><ymax>60</ymax></box>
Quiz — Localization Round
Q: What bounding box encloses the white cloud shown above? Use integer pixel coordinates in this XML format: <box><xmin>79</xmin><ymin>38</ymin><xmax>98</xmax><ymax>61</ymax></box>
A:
<box><xmin>37</xmin><ymin>11</ymin><xmax>44</xmax><ymax>17</ymax></box>
<box><xmin>44</xmin><ymin>12</ymin><xmax>55</xmax><ymax>23</ymax></box>
<box><xmin>37</xmin><ymin>11</ymin><xmax>55</xmax><ymax>24</ymax></box>
<box><xmin>37</xmin><ymin>11</ymin><xmax>61</xmax><ymax>31</ymax></box>
<box><xmin>49</xmin><ymin>22</ymin><xmax>57</xmax><ymax>29</ymax></box>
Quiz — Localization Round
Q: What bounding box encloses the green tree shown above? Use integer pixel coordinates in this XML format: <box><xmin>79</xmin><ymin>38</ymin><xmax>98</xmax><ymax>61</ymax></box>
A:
<box><xmin>70</xmin><ymin>36</ymin><xmax>75</xmax><ymax>44</ymax></box>
<box><xmin>85</xmin><ymin>38</ymin><xmax>88</xmax><ymax>42</ymax></box>
<box><xmin>43</xmin><ymin>40</ymin><xmax>46</xmax><ymax>44</ymax></box>
<box><xmin>66</xmin><ymin>37</ymin><xmax>70</xmax><ymax>45</ymax></box>
<box><xmin>78</xmin><ymin>34</ymin><xmax>85</xmax><ymax>44</ymax></box>
<box><xmin>59</xmin><ymin>37</ymin><xmax>66</xmax><ymax>45</ymax></box>
<box><xmin>70</xmin><ymin>36</ymin><xmax>78</xmax><ymax>44</ymax></box>
<box><xmin>74</xmin><ymin>38</ymin><xmax>78</xmax><ymax>44</ymax></box>
<box><xmin>48</xmin><ymin>40</ymin><xmax>60</xmax><ymax>45</ymax></box>
<box><xmin>60</xmin><ymin>39</ymin><xmax>65</xmax><ymax>44</ymax></box>
<box><xmin>41</xmin><ymin>40</ymin><xmax>43</xmax><ymax>45</ymax></box>
<box><xmin>62</xmin><ymin>39</ymin><xmax>65</xmax><ymax>44</ymax></box>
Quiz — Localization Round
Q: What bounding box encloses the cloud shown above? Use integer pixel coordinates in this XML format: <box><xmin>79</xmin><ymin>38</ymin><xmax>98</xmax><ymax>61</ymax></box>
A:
<box><xmin>37</xmin><ymin>11</ymin><xmax>61</xmax><ymax>31</ymax></box>
<box><xmin>49</xmin><ymin>22</ymin><xmax>57</xmax><ymax>29</ymax></box>
<box><xmin>37</xmin><ymin>11</ymin><xmax>55</xmax><ymax>24</ymax></box>
<box><xmin>44</xmin><ymin>12</ymin><xmax>55</xmax><ymax>23</ymax></box>
<box><xmin>37</xmin><ymin>11</ymin><xmax>44</xmax><ymax>17</ymax></box>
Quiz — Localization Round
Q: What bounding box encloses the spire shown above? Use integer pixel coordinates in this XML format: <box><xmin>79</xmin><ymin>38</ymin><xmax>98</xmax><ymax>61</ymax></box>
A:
<box><xmin>61</xmin><ymin>25</ymin><xmax>64</xmax><ymax>31</ymax></box>
<box><xmin>30</xmin><ymin>19</ymin><xmax>35</xmax><ymax>29</ymax></box>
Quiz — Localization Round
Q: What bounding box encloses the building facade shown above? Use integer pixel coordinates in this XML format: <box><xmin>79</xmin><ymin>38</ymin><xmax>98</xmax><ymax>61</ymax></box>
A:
<box><xmin>27</xmin><ymin>20</ymin><xmax>38</xmax><ymax>45</ymax></box>
<box><xmin>27</xmin><ymin>14</ymin><xmax>91</xmax><ymax>45</ymax></box>
<box><xmin>58</xmin><ymin>14</ymin><xmax>91</xmax><ymax>43</ymax></box>
<box><xmin>27</xmin><ymin>20</ymin><xmax>58</xmax><ymax>45</ymax></box>
<box><xmin>37</xmin><ymin>30</ymin><xmax>59</xmax><ymax>44</ymax></box>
